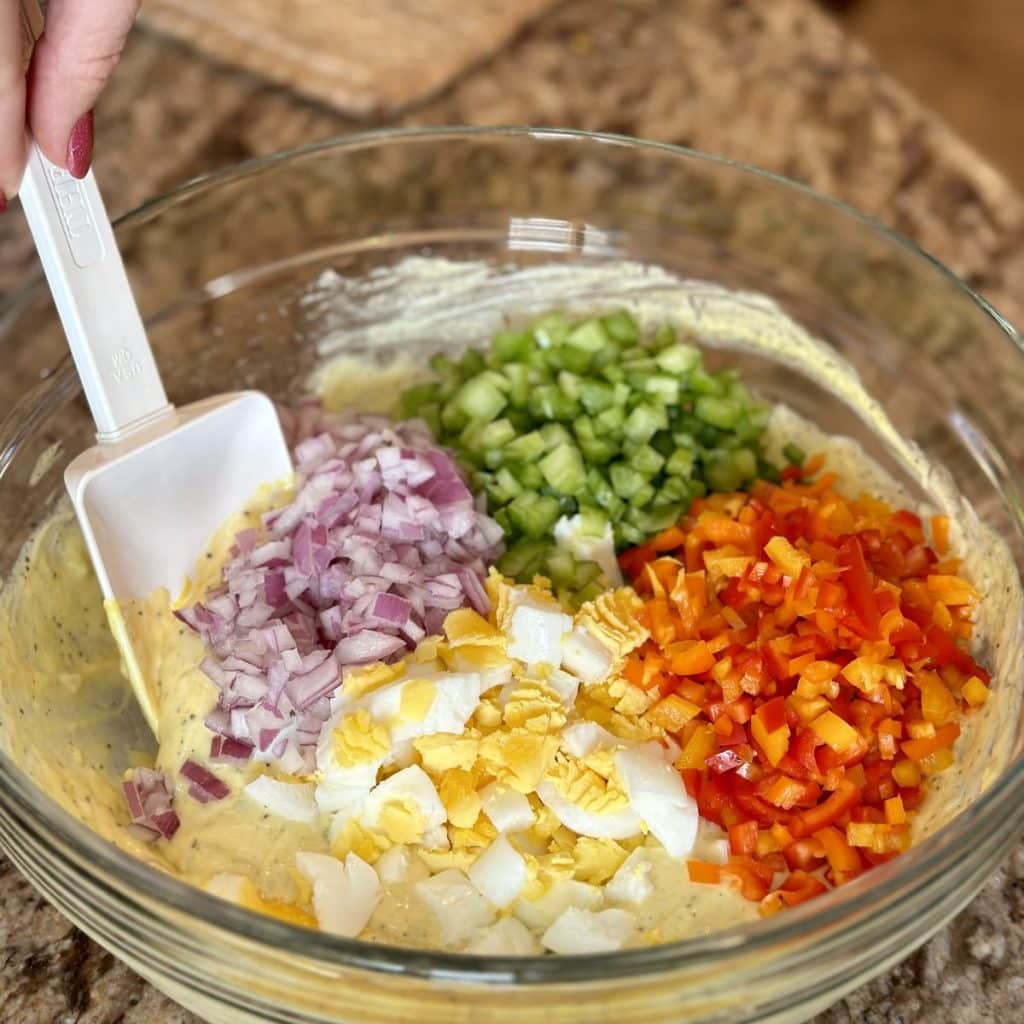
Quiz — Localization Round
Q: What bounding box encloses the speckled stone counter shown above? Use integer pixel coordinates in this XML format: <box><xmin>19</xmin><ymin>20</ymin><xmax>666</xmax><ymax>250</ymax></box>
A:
<box><xmin>1</xmin><ymin>1</ymin><xmax>1023</xmax><ymax>1021</ymax></box>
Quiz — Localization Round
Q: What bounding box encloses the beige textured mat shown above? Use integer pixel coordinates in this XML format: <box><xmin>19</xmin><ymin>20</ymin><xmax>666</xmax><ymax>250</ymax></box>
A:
<box><xmin>139</xmin><ymin>0</ymin><xmax>560</xmax><ymax>116</ymax></box>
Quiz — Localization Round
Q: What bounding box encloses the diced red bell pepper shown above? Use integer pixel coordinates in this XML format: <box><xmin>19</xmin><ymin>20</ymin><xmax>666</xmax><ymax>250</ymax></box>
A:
<box><xmin>789</xmin><ymin>778</ymin><xmax>862</xmax><ymax>838</ymax></box>
<box><xmin>837</xmin><ymin>536</ymin><xmax>881</xmax><ymax>639</ymax></box>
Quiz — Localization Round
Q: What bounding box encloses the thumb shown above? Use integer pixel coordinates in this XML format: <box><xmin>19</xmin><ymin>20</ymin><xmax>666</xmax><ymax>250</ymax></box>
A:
<box><xmin>27</xmin><ymin>0</ymin><xmax>139</xmax><ymax>176</ymax></box>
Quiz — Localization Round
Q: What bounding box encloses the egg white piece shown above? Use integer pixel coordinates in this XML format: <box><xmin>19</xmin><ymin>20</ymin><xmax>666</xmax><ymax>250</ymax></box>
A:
<box><xmin>362</xmin><ymin>764</ymin><xmax>448</xmax><ymax>846</ymax></box>
<box><xmin>506</xmin><ymin>599</ymin><xmax>572</xmax><ymax>667</ymax></box>
<box><xmin>604</xmin><ymin>849</ymin><xmax>654</xmax><ymax>906</ymax></box>
<box><xmin>374</xmin><ymin>845</ymin><xmax>430</xmax><ymax>884</ymax></box>
<box><xmin>465</xmin><ymin>917</ymin><xmax>543</xmax><ymax>956</ymax></box>
<box><xmin>560</xmin><ymin>625</ymin><xmax>614</xmax><ymax>686</ymax></box>
<box><xmin>614</xmin><ymin>747</ymin><xmax>698</xmax><ymax>858</ymax></box>
<box><xmin>315</xmin><ymin>776</ymin><xmax>373</xmax><ymax>818</ymax></box>
<box><xmin>512</xmin><ymin>879</ymin><xmax>604</xmax><ymax>931</ymax></box>
<box><xmin>467</xmin><ymin>835</ymin><xmax>529</xmax><ymax>908</ymax></box>
<box><xmin>361</xmin><ymin>672</ymin><xmax>483</xmax><ymax>745</ymax></box>
<box><xmin>243</xmin><ymin>776</ymin><xmax>319</xmax><ymax>823</ymax></box>
<box><xmin>480</xmin><ymin>782</ymin><xmax>536</xmax><ymax>834</ymax></box>
<box><xmin>541</xmin><ymin>906</ymin><xmax>636</xmax><ymax>954</ymax></box>
<box><xmin>448</xmin><ymin>648</ymin><xmax>514</xmax><ymax>691</ymax></box>
<box><xmin>553</xmin><ymin>514</ymin><xmax>623</xmax><ymax>587</ymax></box>
<box><xmin>204</xmin><ymin>873</ymin><xmax>250</xmax><ymax>903</ymax></box>
<box><xmin>415</xmin><ymin>869</ymin><xmax>497</xmax><ymax>946</ymax></box>
<box><xmin>542</xmin><ymin>668</ymin><xmax>581</xmax><ymax>708</ymax></box>
<box><xmin>535</xmin><ymin>780</ymin><xmax>643</xmax><ymax>840</ymax></box>
<box><xmin>560</xmin><ymin>721</ymin><xmax>623</xmax><ymax>760</ymax></box>
<box><xmin>295</xmin><ymin>852</ymin><xmax>380</xmax><ymax>938</ymax></box>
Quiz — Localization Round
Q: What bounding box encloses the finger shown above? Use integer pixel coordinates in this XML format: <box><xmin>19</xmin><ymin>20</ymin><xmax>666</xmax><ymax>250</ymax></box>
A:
<box><xmin>0</xmin><ymin>0</ymin><xmax>29</xmax><ymax>200</ymax></box>
<box><xmin>27</xmin><ymin>0</ymin><xmax>139</xmax><ymax>175</ymax></box>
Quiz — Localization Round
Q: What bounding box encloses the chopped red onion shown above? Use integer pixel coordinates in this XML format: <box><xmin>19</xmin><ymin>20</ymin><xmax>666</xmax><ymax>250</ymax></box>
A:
<box><xmin>122</xmin><ymin>768</ymin><xmax>179</xmax><ymax>841</ymax></box>
<box><xmin>176</xmin><ymin>409</ymin><xmax>503</xmax><ymax>773</ymax></box>
<box><xmin>210</xmin><ymin>735</ymin><xmax>255</xmax><ymax>764</ymax></box>
<box><xmin>181</xmin><ymin>759</ymin><xmax>231</xmax><ymax>803</ymax></box>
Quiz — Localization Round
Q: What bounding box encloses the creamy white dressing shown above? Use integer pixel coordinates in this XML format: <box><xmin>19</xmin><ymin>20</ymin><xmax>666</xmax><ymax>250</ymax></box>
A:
<box><xmin>0</xmin><ymin>256</ymin><xmax>1020</xmax><ymax>953</ymax></box>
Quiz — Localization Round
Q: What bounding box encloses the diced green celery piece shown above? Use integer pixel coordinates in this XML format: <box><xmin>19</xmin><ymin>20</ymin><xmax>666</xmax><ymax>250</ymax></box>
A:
<box><xmin>504</xmin><ymin>431</ymin><xmax>546</xmax><ymax>463</ymax></box>
<box><xmin>558</xmin><ymin>371</ymin><xmax>582</xmax><ymax>400</ymax></box>
<box><xmin>651</xmin><ymin>431</ymin><xmax>675</xmax><ymax>457</ymax></box>
<box><xmin>578</xmin><ymin>436</ymin><xmax>617</xmax><ymax>465</ymax></box>
<box><xmin>506</xmin><ymin>409</ymin><xmax>534</xmax><ymax>433</ymax></box>
<box><xmin>655</xmin><ymin>342</ymin><xmax>701</xmax><ymax>375</ymax></box>
<box><xmin>440</xmin><ymin>401</ymin><xmax>469</xmax><ymax>433</ymax></box>
<box><xmin>554</xmin><ymin>344</ymin><xmax>595</xmax><ymax>374</ymax></box>
<box><xmin>428</xmin><ymin>353</ymin><xmax>462</xmax><ymax>386</ymax></box>
<box><xmin>601</xmin><ymin>310</ymin><xmax>639</xmax><ymax>344</ymax></box>
<box><xmin>695</xmin><ymin>396</ymin><xmax>744</xmax><ymax>429</ymax></box>
<box><xmin>579</xmin><ymin>380</ymin><xmax>615</xmax><ymax>414</ymax></box>
<box><xmin>705</xmin><ymin>448</ymin><xmax>757</xmax><ymax>492</ymax></box>
<box><xmin>519</xmin><ymin>463</ymin><xmax>544</xmax><ymax>490</ymax></box>
<box><xmin>540</xmin><ymin>443</ymin><xmax>587</xmax><ymax>496</ymax></box>
<box><xmin>544</xmin><ymin>548</ymin><xmax>579</xmax><ymax>589</ymax></box>
<box><xmin>566</xmin><ymin>318</ymin><xmax>610</xmax><ymax>352</ymax></box>
<box><xmin>532</xmin><ymin>313</ymin><xmax>572</xmax><ymax>348</ymax></box>
<box><xmin>490</xmin><ymin>330</ymin><xmax>536</xmax><ymax>364</ymax></box>
<box><xmin>629</xmin><ymin>483</ymin><xmax>656</xmax><ymax>508</ymax></box>
<box><xmin>453</xmin><ymin>376</ymin><xmax>507</xmax><ymax>422</ymax></box>
<box><xmin>506</xmin><ymin>492</ymin><xmax>562</xmax><ymax>540</ymax></box>
<box><xmin>483</xmin><ymin>449</ymin><xmax>506</xmax><ymax>470</ymax></box>
<box><xmin>601</xmin><ymin>363</ymin><xmax>625</xmax><ymax>384</ymax></box>
<box><xmin>659</xmin><ymin>476</ymin><xmax>692</xmax><ymax>502</ymax></box>
<box><xmin>665</xmin><ymin>447</ymin><xmax>695</xmax><ymax>478</ymax></box>
<box><xmin>783</xmin><ymin>442</ymin><xmax>807</xmax><ymax>465</ymax></box>
<box><xmin>577</xmin><ymin>507</ymin><xmax>609</xmax><ymax>537</ymax></box>
<box><xmin>540</xmin><ymin>423</ymin><xmax>573</xmax><ymax>450</ymax></box>
<box><xmin>499</xmin><ymin>538</ymin><xmax>550</xmax><ymax>580</ymax></box>
<box><xmin>496</xmin><ymin>467</ymin><xmax>522</xmax><ymax>498</ymax></box>
<box><xmin>689</xmin><ymin>367</ymin><xmax>727</xmax><ymax>397</ymax></box>
<box><xmin>397</xmin><ymin>381</ymin><xmax>440</xmax><ymax>415</ymax></box>
<box><xmin>493</xmin><ymin>507</ymin><xmax>512</xmax><ymax>534</ymax></box>
<box><xmin>613</xmin><ymin>382</ymin><xmax>631</xmax><ymax>406</ymax></box>
<box><xmin>504</xmin><ymin>363</ymin><xmax>531</xmax><ymax>409</ymax></box>
<box><xmin>596</xmin><ymin>406</ymin><xmax>626</xmax><ymax>433</ymax></box>
<box><xmin>654</xmin><ymin>323</ymin><xmax>678</xmax><ymax>347</ymax></box>
<box><xmin>632</xmin><ymin>444</ymin><xmax>665</xmax><ymax>477</ymax></box>
<box><xmin>610</xmin><ymin>462</ymin><xmax>647</xmax><ymax>499</ymax></box>
<box><xmin>623</xmin><ymin>403</ymin><xmax>668</xmax><ymax>444</ymax></box>
<box><xmin>617</xmin><ymin>522</ymin><xmax>645</xmax><ymax>546</ymax></box>
<box><xmin>644</xmin><ymin>375</ymin><xmax>680</xmax><ymax>403</ymax></box>
<box><xmin>573</xmin><ymin>415</ymin><xmax>597</xmax><ymax>442</ymax></box>
<box><xmin>458</xmin><ymin>349</ymin><xmax>487</xmax><ymax>378</ymax></box>
<box><xmin>530</xmin><ymin>385</ymin><xmax>578</xmax><ymax>422</ymax></box>
<box><xmin>478</xmin><ymin>418</ymin><xmax>516</xmax><ymax>450</ymax></box>
<box><xmin>758</xmin><ymin>459</ymin><xmax>782</xmax><ymax>484</ymax></box>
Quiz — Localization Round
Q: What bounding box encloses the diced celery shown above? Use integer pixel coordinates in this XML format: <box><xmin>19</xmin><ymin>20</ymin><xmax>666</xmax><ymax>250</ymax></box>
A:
<box><xmin>498</xmin><ymin>539</ymin><xmax>550</xmax><ymax>580</ymax></box>
<box><xmin>577</xmin><ymin>507</ymin><xmax>609</xmax><ymax>537</ymax></box>
<box><xmin>632</xmin><ymin>444</ymin><xmax>665</xmax><ymax>477</ymax></box>
<box><xmin>758</xmin><ymin>459</ymin><xmax>782</xmax><ymax>484</ymax></box>
<box><xmin>689</xmin><ymin>367</ymin><xmax>727</xmax><ymax>397</ymax></box>
<box><xmin>610</xmin><ymin>463</ymin><xmax>647</xmax><ymax>499</ymax></box>
<box><xmin>783</xmin><ymin>442</ymin><xmax>807</xmax><ymax>465</ymax></box>
<box><xmin>453</xmin><ymin>376</ymin><xmax>507</xmax><ymax>422</ymax></box>
<box><xmin>457</xmin><ymin>349</ymin><xmax>487</xmax><ymax>378</ymax></box>
<box><xmin>540</xmin><ymin>443</ymin><xmax>587</xmax><ymax>496</ymax></box>
<box><xmin>601</xmin><ymin>310</ymin><xmax>639</xmax><ymax>343</ymax></box>
<box><xmin>705</xmin><ymin>448</ymin><xmax>757</xmax><ymax>491</ymax></box>
<box><xmin>530</xmin><ymin>385</ymin><xmax>578</xmax><ymax>422</ymax></box>
<box><xmin>532</xmin><ymin>313</ymin><xmax>572</xmax><ymax>348</ymax></box>
<box><xmin>558</xmin><ymin>370</ymin><xmax>582</xmax><ymax>400</ymax></box>
<box><xmin>695</xmin><ymin>396</ymin><xmax>744</xmax><ymax>429</ymax></box>
<box><xmin>495</xmin><ymin>467</ymin><xmax>522</xmax><ymax>498</ymax></box>
<box><xmin>504</xmin><ymin>431</ymin><xmax>546</xmax><ymax>463</ymax></box>
<box><xmin>477</xmin><ymin>418</ymin><xmax>516</xmax><ymax>450</ymax></box>
<box><xmin>504</xmin><ymin>363</ymin><xmax>531</xmax><ymax>409</ymax></box>
<box><xmin>490</xmin><ymin>330</ymin><xmax>535</xmax><ymax>363</ymax></box>
<box><xmin>629</xmin><ymin>483</ymin><xmax>656</xmax><ymax>508</ymax></box>
<box><xmin>665</xmin><ymin>447</ymin><xmax>695</xmax><ymax>478</ymax></box>
<box><xmin>519</xmin><ymin>463</ymin><xmax>544</xmax><ymax>491</ymax></box>
<box><xmin>566</xmin><ymin>318</ymin><xmax>609</xmax><ymax>352</ymax></box>
<box><xmin>540</xmin><ymin>423</ymin><xmax>573</xmax><ymax>450</ymax></box>
<box><xmin>623</xmin><ymin>403</ymin><xmax>668</xmax><ymax>444</ymax></box>
<box><xmin>644</xmin><ymin>375</ymin><xmax>680</xmax><ymax>403</ymax></box>
<box><xmin>655</xmin><ymin>342</ymin><xmax>701</xmax><ymax>375</ymax></box>
<box><xmin>578</xmin><ymin>436</ymin><xmax>617</xmax><ymax>465</ymax></box>
<box><xmin>506</xmin><ymin>492</ymin><xmax>562</xmax><ymax>540</ymax></box>
<box><xmin>596</xmin><ymin>406</ymin><xmax>626</xmax><ymax>433</ymax></box>
<box><xmin>579</xmin><ymin>380</ymin><xmax>615</xmax><ymax>414</ymax></box>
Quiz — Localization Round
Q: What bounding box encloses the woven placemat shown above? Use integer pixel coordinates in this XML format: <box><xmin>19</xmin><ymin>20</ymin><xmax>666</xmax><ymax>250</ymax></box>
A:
<box><xmin>138</xmin><ymin>0</ymin><xmax>560</xmax><ymax>116</ymax></box>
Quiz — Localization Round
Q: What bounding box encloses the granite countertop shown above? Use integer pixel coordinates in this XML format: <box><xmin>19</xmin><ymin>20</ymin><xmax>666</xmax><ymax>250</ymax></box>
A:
<box><xmin>1</xmin><ymin>1</ymin><xmax>1023</xmax><ymax>1021</ymax></box>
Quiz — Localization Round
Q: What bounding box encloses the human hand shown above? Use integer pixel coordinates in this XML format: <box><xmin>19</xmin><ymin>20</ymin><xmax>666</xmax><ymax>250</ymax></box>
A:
<box><xmin>1</xmin><ymin>0</ymin><xmax>140</xmax><ymax>211</ymax></box>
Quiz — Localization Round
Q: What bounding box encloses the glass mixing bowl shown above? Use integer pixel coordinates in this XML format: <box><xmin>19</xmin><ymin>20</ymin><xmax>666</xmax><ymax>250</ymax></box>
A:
<box><xmin>1</xmin><ymin>127</ymin><xmax>1022</xmax><ymax>1024</ymax></box>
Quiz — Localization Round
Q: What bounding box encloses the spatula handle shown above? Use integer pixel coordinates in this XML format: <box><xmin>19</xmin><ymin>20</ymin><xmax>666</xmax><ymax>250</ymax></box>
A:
<box><xmin>17</xmin><ymin>0</ymin><xmax>172</xmax><ymax>442</ymax></box>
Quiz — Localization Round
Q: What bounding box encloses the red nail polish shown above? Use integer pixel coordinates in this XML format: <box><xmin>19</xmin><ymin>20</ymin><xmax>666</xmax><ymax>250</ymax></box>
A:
<box><xmin>67</xmin><ymin>111</ymin><xmax>94</xmax><ymax>179</ymax></box>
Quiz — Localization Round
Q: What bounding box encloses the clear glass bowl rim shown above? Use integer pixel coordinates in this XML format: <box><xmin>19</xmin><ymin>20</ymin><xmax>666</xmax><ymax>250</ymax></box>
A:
<box><xmin>1</xmin><ymin>124</ymin><xmax>1022</xmax><ymax>985</ymax></box>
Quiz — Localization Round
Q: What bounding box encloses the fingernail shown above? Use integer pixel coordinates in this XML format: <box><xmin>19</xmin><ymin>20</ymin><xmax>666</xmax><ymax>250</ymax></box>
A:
<box><xmin>0</xmin><ymin>192</ymin><xmax>7</xmax><ymax>215</ymax></box>
<box><xmin>66</xmin><ymin>111</ymin><xmax>94</xmax><ymax>179</ymax></box>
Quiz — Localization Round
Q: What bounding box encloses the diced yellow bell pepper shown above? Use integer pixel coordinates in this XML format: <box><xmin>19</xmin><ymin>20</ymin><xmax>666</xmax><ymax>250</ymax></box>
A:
<box><xmin>809</xmin><ymin>710</ymin><xmax>860</xmax><ymax>753</ymax></box>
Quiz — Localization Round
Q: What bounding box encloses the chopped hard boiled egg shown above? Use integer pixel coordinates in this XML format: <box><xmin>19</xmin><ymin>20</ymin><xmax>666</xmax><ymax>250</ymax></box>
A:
<box><xmin>506</xmin><ymin>598</ymin><xmax>572</xmax><ymax>667</ymax></box>
<box><xmin>244</xmin><ymin>776</ymin><xmax>319</xmax><ymax>823</ymax></box>
<box><xmin>465</xmin><ymin>917</ymin><xmax>543</xmax><ymax>956</ymax></box>
<box><xmin>295</xmin><ymin>851</ymin><xmax>379</xmax><ymax>938</ymax></box>
<box><xmin>415</xmin><ymin>869</ymin><xmax>497</xmax><ymax>946</ymax></box>
<box><xmin>467</xmin><ymin>835</ymin><xmax>529</xmax><ymax>908</ymax></box>
<box><xmin>561</xmin><ymin>626</ymin><xmax>614</xmax><ymax>685</ymax></box>
<box><xmin>541</xmin><ymin>906</ymin><xmax>635</xmax><ymax>954</ymax></box>
<box><xmin>362</xmin><ymin>765</ymin><xmax>448</xmax><ymax>847</ymax></box>
<box><xmin>480</xmin><ymin>782</ymin><xmax>535</xmax><ymax>834</ymax></box>
<box><xmin>512</xmin><ymin>879</ymin><xmax>603</xmax><ymax>931</ymax></box>
<box><xmin>604</xmin><ymin>849</ymin><xmax>654</xmax><ymax>906</ymax></box>
<box><xmin>614</xmin><ymin>746</ymin><xmax>698</xmax><ymax>858</ymax></box>
<box><xmin>374</xmin><ymin>844</ymin><xmax>430</xmax><ymax>885</ymax></box>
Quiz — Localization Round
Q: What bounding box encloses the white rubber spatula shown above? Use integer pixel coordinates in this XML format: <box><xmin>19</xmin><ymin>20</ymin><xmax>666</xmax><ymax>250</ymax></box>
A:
<box><xmin>17</xmin><ymin>0</ymin><xmax>292</xmax><ymax>735</ymax></box>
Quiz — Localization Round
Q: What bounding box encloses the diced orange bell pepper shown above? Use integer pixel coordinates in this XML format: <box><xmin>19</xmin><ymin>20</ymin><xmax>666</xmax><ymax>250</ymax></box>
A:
<box><xmin>789</xmin><ymin>779</ymin><xmax>862</xmax><ymax>838</ymax></box>
<box><xmin>901</xmin><ymin>722</ymin><xmax>960</xmax><ymax>762</ymax></box>
<box><xmin>687</xmin><ymin>860</ymin><xmax>723</xmax><ymax>885</ymax></box>
<box><xmin>666</xmin><ymin>639</ymin><xmax>716</xmax><ymax>676</ymax></box>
